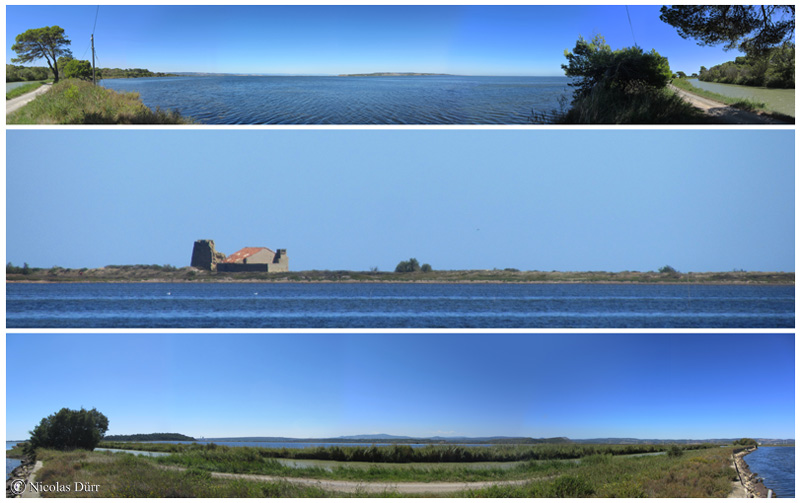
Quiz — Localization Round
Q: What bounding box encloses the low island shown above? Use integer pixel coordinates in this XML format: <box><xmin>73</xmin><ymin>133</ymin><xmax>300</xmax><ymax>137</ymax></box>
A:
<box><xmin>4</xmin><ymin>263</ymin><xmax>794</xmax><ymax>285</ymax></box>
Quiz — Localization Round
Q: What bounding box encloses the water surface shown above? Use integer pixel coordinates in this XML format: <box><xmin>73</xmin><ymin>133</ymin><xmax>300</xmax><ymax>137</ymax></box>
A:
<box><xmin>6</xmin><ymin>441</ymin><xmax>22</xmax><ymax>477</ymax></box>
<box><xmin>744</xmin><ymin>446</ymin><xmax>794</xmax><ymax>497</ymax></box>
<box><xmin>687</xmin><ymin>79</ymin><xmax>794</xmax><ymax>116</ymax></box>
<box><xmin>6</xmin><ymin>283</ymin><xmax>793</xmax><ymax>328</ymax></box>
<box><xmin>100</xmin><ymin>75</ymin><xmax>571</xmax><ymax>124</ymax></box>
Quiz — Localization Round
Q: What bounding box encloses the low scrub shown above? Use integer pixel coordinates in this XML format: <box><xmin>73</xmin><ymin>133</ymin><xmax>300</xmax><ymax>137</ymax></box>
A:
<box><xmin>6</xmin><ymin>79</ymin><xmax>190</xmax><ymax>124</ymax></box>
<box><xmin>559</xmin><ymin>83</ymin><xmax>709</xmax><ymax>124</ymax></box>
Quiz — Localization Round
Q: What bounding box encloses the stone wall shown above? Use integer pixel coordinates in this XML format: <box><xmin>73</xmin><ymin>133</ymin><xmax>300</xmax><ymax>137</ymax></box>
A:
<box><xmin>190</xmin><ymin>240</ymin><xmax>226</xmax><ymax>271</ymax></box>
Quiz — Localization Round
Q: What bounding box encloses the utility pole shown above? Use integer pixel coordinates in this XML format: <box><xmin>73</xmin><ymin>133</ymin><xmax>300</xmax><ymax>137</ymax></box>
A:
<box><xmin>91</xmin><ymin>34</ymin><xmax>96</xmax><ymax>85</ymax></box>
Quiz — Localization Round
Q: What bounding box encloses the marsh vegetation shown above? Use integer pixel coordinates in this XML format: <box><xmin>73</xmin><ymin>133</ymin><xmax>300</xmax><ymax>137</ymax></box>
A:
<box><xmin>26</xmin><ymin>444</ymin><xmax>739</xmax><ymax>497</ymax></box>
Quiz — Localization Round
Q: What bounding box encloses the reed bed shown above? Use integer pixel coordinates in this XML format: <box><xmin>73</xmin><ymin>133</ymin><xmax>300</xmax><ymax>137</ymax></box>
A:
<box><xmin>98</xmin><ymin>441</ymin><xmax>711</xmax><ymax>463</ymax></box>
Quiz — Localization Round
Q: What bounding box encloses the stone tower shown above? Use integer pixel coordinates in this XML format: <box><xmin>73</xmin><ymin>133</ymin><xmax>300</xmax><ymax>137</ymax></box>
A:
<box><xmin>191</xmin><ymin>239</ymin><xmax>226</xmax><ymax>270</ymax></box>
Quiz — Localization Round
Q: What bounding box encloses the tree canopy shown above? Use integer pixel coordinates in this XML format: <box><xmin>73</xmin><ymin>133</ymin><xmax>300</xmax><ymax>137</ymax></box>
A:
<box><xmin>11</xmin><ymin>26</ymin><xmax>72</xmax><ymax>83</ymax></box>
<box><xmin>63</xmin><ymin>59</ymin><xmax>93</xmax><ymax>80</ymax></box>
<box><xmin>660</xmin><ymin>5</ymin><xmax>795</xmax><ymax>55</ymax></box>
<box><xmin>562</xmin><ymin>34</ymin><xmax>672</xmax><ymax>100</ymax></box>
<box><xmin>27</xmin><ymin>407</ymin><xmax>109</xmax><ymax>453</ymax></box>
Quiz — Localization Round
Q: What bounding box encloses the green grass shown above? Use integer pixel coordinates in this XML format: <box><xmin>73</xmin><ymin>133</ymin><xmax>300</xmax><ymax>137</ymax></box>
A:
<box><xmin>6</xmin><ymin>80</ymin><xmax>49</xmax><ymax>100</ymax></box>
<box><xmin>6</xmin><ymin>78</ymin><xmax>191</xmax><ymax>124</ymax></box>
<box><xmin>33</xmin><ymin>449</ymin><xmax>332</xmax><ymax>497</ymax></box>
<box><xmin>98</xmin><ymin>441</ymin><xmax>710</xmax><ymax>464</ymax></box>
<box><xmin>27</xmin><ymin>445</ymin><xmax>738</xmax><ymax>497</ymax></box>
<box><xmin>459</xmin><ymin>447</ymin><xmax>737</xmax><ymax>498</ymax></box>
<box><xmin>671</xmin><ymin>78</ymin><xmax>794</xmax><ymax>123</ymax></box>
<box><xmin>559</xmin><ymin>83</ymin><xmax>711</xmax><ymax>124</ymax></box>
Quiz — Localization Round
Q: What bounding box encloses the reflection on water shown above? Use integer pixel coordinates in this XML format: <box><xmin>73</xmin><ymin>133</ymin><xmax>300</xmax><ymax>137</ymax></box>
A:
<box><xmin>687</xmin><ymin>79</ymin><xmax>794</xmax><ymax>116</ymax></box>
<box><xmin>99</xmin><ymin>75</ymin><xmax>571</xmax><ymax>124</ymax></box>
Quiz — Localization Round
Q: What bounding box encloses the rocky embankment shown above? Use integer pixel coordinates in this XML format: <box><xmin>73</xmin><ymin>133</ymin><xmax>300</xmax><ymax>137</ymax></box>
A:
<box><xmin>6</xmin><ymin>456</ymin><xmax>36</xmax><ymax>498</ymax></box>
<box><xmin>732</xmin><ymin>447</ymin><xmax>774</xmax><ymax>498</ymax></box>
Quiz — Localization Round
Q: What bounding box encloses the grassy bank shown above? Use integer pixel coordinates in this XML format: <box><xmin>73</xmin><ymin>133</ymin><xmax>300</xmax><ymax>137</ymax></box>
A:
<box><xmin>33</xmin><ymin>449</ymin><xmax>330</xmax><ymax>498</ymax></box>
<box><xmin>6</xmin><ymin>264</ymin><xmax>794</xmax><ymax>285</ymax></box>
<box><xmin>6</xmin><ymin>80</ymin><xmax>49</xmax><ymax>100</ymax></box>
<box><xmin>558</xmin><ymin>83</ymin><xmax>711</xmax><ymax>124</ymax></box>
<box><xmin>6</xmin><ymin>79</ymin><xmax>190</xmax><ymax>124</ymax></box>
<box><xmin>28</xmin><ymin>445</ymin><xmax>737</xmax><ymax>497</ymax></box>
<box><xmin>460</xmin><ymin>447</ymin><xmax>737</xmax><ymax>497</ymax></box>
<box><xmin>671</xmin><ymin>78</ymin><xmax>794</xmax><ymax>122</ymax></box>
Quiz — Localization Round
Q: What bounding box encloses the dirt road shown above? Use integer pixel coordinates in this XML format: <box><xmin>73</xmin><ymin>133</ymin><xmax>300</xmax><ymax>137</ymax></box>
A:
<box><xmin>6</xmin><ymin>84</ymin><xmax>51</xmax><ymax>116</ymax></box>
<box><xmin>162</xmin><ymin>465</ymin><xmax>539</xmax><ymax>495</ymax></box>
<box><xmin>669</xmin><ymin>84</ymin><xmax>788</xmax><ymax>124</ymax></box>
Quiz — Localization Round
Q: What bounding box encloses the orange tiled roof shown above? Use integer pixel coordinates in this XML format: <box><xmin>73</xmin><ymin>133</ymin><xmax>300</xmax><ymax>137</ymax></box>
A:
<box><xmin>223</xmin><ymin>247</ymin><xmax>274</xmax><ymax>263</ymax></box>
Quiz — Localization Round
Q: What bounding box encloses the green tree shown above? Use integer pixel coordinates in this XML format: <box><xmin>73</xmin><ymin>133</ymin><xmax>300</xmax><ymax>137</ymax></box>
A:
<box><xmin>675</xmin><ymin>71</ymin><xmax>687</xmax><ymax>78</ymax></box>
<box><xmin>11</xmin><ymin>26</ymin><xmax>72</xmax><ymax>83</ymax></box>
<box><xmin>421</xmin><ymin>263</ymin><xmax>432</xmax><ymax>273</ymax></box>
<box><xmin>733</xmin><ymin>438</ymin><xmax>758</xmax><ymax>446</ymax></box>
<box><xmin>395</xmin><ymin>258</ymin><xmax>421</xmax><ymax>273</ymax></box>
<box><xmin>27</xmin><ymin>407</ymin><xmax>109</xmax><ymax>453</ymax></box>
<box><xmin>562</xmin><ymin>34</ymin><xmax>672</xmax><ymax>100</ymax></box>
<box><xmin>56</xmin><ymin>55</ymin><xmax>73</xmax><ymax>77</ymax></box>
<box><xmin>63</xmin><ymin>59</ymin><xmax>92</xmax><ymax>80</ymax></box>
<box><xmin>660</xmin><ymin>5</ymin><xmax>795</xmax><ymax>55</ymax></box>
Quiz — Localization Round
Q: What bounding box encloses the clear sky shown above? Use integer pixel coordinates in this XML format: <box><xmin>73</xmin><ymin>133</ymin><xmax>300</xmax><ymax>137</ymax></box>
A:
<box><xmin>5</xmin><ymin>4</ymin><xmax>769</xmax><ymax>76</ymax></box>
<box><xmin>5</xmin><ymin>333</ymin><xmax>794</xmax><ymax>440</ymax></box>
<box><xmin>6</xmin><ymin>129</ymin><xmax>794</xmax><ymax>273</ymax></box>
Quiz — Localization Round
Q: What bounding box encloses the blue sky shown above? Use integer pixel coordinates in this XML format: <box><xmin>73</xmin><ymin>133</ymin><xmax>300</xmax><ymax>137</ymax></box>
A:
<box><xmin>5</xmin><ymin>5</ymin><xmax>768</xmax><ymax>75</ymax></box>
<box><xmin>5</xmin><ymin>333</ymin><xmax>794</xmax><ymax>440</ymax></box>
<box><xmin>6</xmin><ymin>130</ymin><xmax>794</xmax><ymax>273</ymax></box>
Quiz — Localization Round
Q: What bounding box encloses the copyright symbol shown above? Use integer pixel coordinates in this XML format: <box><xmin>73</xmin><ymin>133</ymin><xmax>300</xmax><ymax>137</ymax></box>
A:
<box><xmin>10</xmin><ymin>479</ymin><xmax>26</xmax><ymax>495</ymax></box>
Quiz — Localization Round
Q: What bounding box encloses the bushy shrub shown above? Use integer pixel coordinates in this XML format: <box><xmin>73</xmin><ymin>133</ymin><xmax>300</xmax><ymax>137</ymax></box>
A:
<box><xmin>395</xmin><ymin>258</ymin><xmax>421</xmax><ymax>273</ymax></box>
<box><xmin>28</xmin><ymin>407</ymin><xmax>109</xmax><ymax>453</ymax></box>
<box><xmin>562</xmin><ymin>34</ymin><xmax>672</xmax><ymax>100</ymax></box>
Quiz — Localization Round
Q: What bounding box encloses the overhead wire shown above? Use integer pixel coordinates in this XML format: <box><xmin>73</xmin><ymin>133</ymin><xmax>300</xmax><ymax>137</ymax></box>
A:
<box><xmin>625</xmin><ymin>5</ymin><xmax>638</xmax><ymax>47</ymax></box>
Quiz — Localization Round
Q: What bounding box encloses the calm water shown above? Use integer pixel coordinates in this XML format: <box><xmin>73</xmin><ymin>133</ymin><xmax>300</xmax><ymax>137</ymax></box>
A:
<box><xmin>687</xmin><ymin>79</ymin><xmax>795</xmax><ymax>116</ymax></box>
<box><xmin>6</xmin><ymin>81</ymin><xmax>31</xmax><ymax>92</ymax></box>
<box><xmin>99</xmin><ymin>75</ymin><xmax>571</xmax><ymax>124</ymax></box>
<box><xmin>745</xmin><ymin>446</ymin><xmax>795</xmax><ymax>497</ymax></box>
<box><xmin>6</xmin><ymin>441</ymin><xmax>21</xmax><ymax>477</ymax></box>
<box><xmin>6</xmin><ymin>283</ymin><xmax>793</xmax><ymax>328</ymax></box>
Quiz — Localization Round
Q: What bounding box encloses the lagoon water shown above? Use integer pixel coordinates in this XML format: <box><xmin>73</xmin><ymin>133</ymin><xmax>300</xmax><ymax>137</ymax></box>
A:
<box><xmin>686</xmin><ymin>79</ymin><xmax>795</xmax><ymax>117</ymax></box>
<box><xmin>6</xmin><ymin>442</ymin><xmax>21</xmax><ymax>477</ymax></box>
<box><xmin>744</xmin><ymin>446</ymin><xmax>795</xmax><ymax>498</ymax></box>
<box><xmin>99</xmin><ymin>75</ymin><xmax>571</xmax><ymax>124</ymax></box>
<box><xmin>6</xmin><ymin>283</ymin><xmax>793</xmax><ymax>328</ymax></box>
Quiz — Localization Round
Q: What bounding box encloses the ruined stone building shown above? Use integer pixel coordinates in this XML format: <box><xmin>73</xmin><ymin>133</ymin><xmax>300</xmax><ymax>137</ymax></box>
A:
<box><xmin>191</xmin><ymin>240</ymin><xmax>288</xmax><ymax>272</ymax></box>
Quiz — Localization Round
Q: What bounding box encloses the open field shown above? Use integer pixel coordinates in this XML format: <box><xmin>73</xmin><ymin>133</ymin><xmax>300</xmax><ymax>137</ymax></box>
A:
<box><xmin>6</xmin><ymin>264</ymin><xmax>794</xmax><ymax>285</ymax></box>
<box><xmin>20</xmin><ymin>444</ymin><xmax>739</xmax><ymax>497</ymax></box>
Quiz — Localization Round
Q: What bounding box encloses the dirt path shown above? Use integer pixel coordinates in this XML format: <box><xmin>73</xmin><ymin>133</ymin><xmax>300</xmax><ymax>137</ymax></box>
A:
<box><xmin>19</xmin><ymin>461</ymin><xmax>43</xmax><ymax>498</ymax></box>
<box><xmin>669</xmin><ymin>84</ymin><xmax>788</xmax><ymax>124</ymax></box>
<box><xmin>6</xmin><ymin>83</ymin><xmax>51</xmax><ymax>116</ymax></box>
<box><xmin>162</xmin><ymin>465</ymin><xmax>539</xmax><ymax>494</ymax></box>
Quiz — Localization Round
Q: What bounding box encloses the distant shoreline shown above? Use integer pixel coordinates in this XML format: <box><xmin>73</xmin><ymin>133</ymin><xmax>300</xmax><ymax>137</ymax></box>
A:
<box><xmin>337</xmin><ymin>72</ymin><xmax>454</xmax><ymax>77</ymax></box>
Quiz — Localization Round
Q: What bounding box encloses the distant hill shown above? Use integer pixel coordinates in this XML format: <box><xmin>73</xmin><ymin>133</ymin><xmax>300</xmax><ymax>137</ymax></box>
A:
<box><xmin>103</xmin><ymin>433</ymin><xmax>195</xmax><ymax>442</ymax></box>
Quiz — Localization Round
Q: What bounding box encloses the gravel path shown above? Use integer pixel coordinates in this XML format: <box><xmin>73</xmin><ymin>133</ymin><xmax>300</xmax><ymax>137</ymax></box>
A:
<box><xmin>669</xmin><ymin>84</ymin><xmax>788</xmax><ymax>124</ymax></box>
<box><xmin>6</xmin><ymin>83</ymin><xmax>51</xmax><ymax>116</ymax></box>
